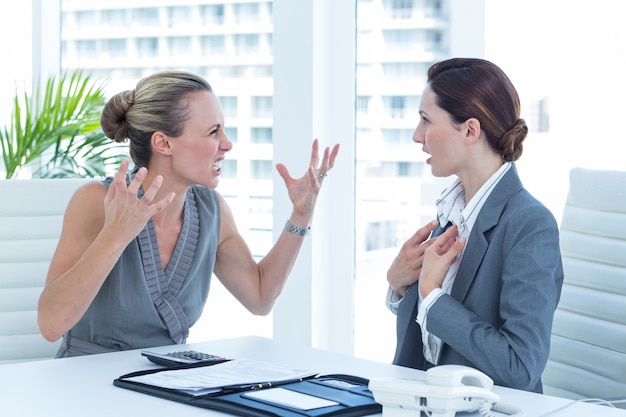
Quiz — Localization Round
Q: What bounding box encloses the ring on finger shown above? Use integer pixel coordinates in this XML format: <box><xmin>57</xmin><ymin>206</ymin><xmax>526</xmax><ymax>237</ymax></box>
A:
<box><xmin>318</xmin><ymin>171</ymin><xmax>328</xmax><ymax>178</ymax></box>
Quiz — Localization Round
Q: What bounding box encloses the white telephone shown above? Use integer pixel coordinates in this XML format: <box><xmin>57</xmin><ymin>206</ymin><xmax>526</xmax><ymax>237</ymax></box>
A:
<box><xmin>368</xmin><ymin>365</ymin><xmax>525</xmax><ymax>417</ymax></box>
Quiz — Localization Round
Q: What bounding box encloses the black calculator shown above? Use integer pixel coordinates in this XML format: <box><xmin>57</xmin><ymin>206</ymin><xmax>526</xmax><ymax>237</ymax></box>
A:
<box><xmin>141</xmin><ymin>350</ymin><xmax>230</xmax><ymax>367</ymax></box>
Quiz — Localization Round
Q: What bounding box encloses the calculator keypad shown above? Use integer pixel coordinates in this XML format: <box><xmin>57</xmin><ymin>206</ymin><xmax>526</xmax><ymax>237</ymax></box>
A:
<box><xmin>168</xmin><ymin>351</ymin><xmax>224</xmax><ymax>361</ymax></box>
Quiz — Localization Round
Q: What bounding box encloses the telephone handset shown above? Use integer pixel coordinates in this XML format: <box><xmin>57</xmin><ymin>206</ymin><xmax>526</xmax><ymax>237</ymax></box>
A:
<box><xmin>368</xmin><ymin>364</ymin><xmax>525</xmax><ymax>417</ymax></box>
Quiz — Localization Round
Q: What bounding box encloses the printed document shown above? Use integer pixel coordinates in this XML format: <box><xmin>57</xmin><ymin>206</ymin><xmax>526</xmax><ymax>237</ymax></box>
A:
<box><xmin>126</xmin><ymin>358</ymin><xmax>317</xmax><ymax>394</ymax></box>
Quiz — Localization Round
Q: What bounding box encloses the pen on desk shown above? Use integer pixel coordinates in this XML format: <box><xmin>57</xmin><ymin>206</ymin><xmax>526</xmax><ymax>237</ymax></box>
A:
<box><xmin>220</xmin><ymin>374</ymin><xmax>320</xmax><ymax>394</ymax></box>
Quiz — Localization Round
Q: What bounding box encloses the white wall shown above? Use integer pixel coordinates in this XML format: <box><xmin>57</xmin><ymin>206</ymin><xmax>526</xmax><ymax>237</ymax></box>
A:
<box><xmin>0</xmin><ymin>2</ymin><xmax>32</xmax><ymax>148</ymax></box>
<box><xmin>0</xmin><ymin>0</ymin><xmax>60</xmax><ymax>178</ymax></box>
<box><xmin>484</xmin><ymin>0</ymin><xmax>626</xmax><ymax>223</ymax></box>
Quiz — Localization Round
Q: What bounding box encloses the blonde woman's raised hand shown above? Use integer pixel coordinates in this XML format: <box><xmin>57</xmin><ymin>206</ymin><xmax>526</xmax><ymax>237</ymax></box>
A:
<box><xmin>275</xmin><ymin>139</ymin><xmax>340</xmax><ymax>222</ymax></box>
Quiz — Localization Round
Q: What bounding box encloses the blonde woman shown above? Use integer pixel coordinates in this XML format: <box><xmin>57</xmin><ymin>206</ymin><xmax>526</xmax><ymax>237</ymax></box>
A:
<box><xmin>38</xmin><ymin>71</ymin><xmax>339</xmax><ymax>357</ymax></box>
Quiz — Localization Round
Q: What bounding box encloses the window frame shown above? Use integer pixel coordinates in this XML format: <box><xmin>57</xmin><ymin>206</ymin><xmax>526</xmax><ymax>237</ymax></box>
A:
<box><xmin>272</xmin><ymin>0</ymin><xmax>356</xmax><ymax>355</ymax></box>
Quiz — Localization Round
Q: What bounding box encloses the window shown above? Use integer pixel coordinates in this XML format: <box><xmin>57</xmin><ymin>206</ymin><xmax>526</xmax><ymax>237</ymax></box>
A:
<box><xmin>389</xmin><ymin>0</ymin><xmax>413</xmax><ymax>19</ymax></box>
<box><xmin>355</xmin><ymin>0</ymin><xmax>446</xmax><ymax>362</ymax></box>
<box><xmin>424</xmin><ymin>29</ymin><xmax>443</xmax><ymax>52</ymax></box>
<box><xmin>528</xmin><ymin>97</ymin><xmax>550</xmax><ymax>133</ymax></box>
<box><xmin>102</xmin><ymin>9</ymin><xmax>127</xmax><ymax>28</ymax></box>
<box><xmin>382</xmin><ymin>129</ymin><xmax>413</xmax><ymax>147</ymax></box>
<box><xmin>382</xmin><ymin>62</ymin><xmax>421</xmax><ymax>79</ymax></box>
<box><xmin>383</xmin><ymin>29</ymin><xmax>417</xmax><ymax>50</ymax></box>
<box><xmin>424</xmin><ymin>0</ymin><xmax>443</xmax><ymax>17</ymax></box>
<box><xmin>357</xmin><ymin>96</ymin><xmax>370</xmax><ymax>116</ymax></box>
<box><xmin>202</xmin><ymin>35</ymin><xmax>226</xmax><ymax>55</ymax></box>
<box><xmin>366</xmin><ymin>220</ymin><xmax>399</xmax><ymax>250</ymax></box>
<box><xmin>75</xmin><ymin>40</ymin><xmax>98</xmax><ymax>58</ymax></box>
<box><xmin>225</xmin><ymin>127</ymin><xmax>238</xmax><ymax>143</ymax></box>
<box><xmin>168</xmin><ymin>37</ymin><xmax>192</xmax><ymax>57</ymax></box>
<box><xmin>133</xmin><ymin>8</ymin><xmax>159</xmax><ymax>27</ymax></box>
<box><xmin>397</xmin><ymin>161</ymin><xmax>414</xmax><ymax>177</ymax></box>
<box><xmin>220</xmin><ymin>97</ymin><xmax>238</xmax><ymax>118</ymax></box>
<box><xmin>250</xmin><ymin>160</ymin><xmax>272</xmax><ymax>180</ymax></box>
<box><xmin>249</xmin><ymin>196</ymin><xmax>273</xmax><ymax>231</ymax></box>
<box><xmin>234</xmin><ymin>34</ymin><xmax>260</xmax><ymax>55</ymax></box>
<box><xmin>75</xmin><ymin>10</ymin><xmax>97</xmax><ymax>29</ymax></box>
<box><xmin>168</xmin><ymin>6</ymin><xmax>193</xmax><ymax>27</ymax></box>
<box><xmin>387</xmin><ymin>96</ymin><xmax>405</xmax><ymax>119</ymax></box>
<box><xmin>104</xmin><ymin>39</ymin><xmax>126</xmax><ymax>58</ymax></box>
<box><xmin>201</xmin><ymin>5</ymin><xmax>224</xmax><ymax>25</ymax></box>
<box><xmin>234</xmin><ymin>3</ymin><xmax>261</xmax><ymax>24</ymax></box>
<box><xmin>251</xmin><ymin>127</ymin><xmax>272</xmax><ymax>144</ymax></box>
<box><xmin>137</xmin><ymin>38</ymin><xmax>159</xmax><ymax>58</ymax></box>
<box><xmin>251</xmin><ymin>97</ymin><xmax>272</xmax><ymax>118</ymax></box>
<box><xmin>220</xmin><ymin>159</ymin><xmax>237</xmax><ymax>178</ymax></box>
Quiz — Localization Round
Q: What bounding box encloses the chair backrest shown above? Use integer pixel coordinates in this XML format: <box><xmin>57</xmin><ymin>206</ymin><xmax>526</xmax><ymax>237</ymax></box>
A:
<box><xmin>542</xmin><ymin>167</ymin><xmax>626</xmax><ymax>404</ymax></box>
<box><xmin>0</xmin><ymin>178</ymin><xmax>90</xmax><ymax>365</ymax></box>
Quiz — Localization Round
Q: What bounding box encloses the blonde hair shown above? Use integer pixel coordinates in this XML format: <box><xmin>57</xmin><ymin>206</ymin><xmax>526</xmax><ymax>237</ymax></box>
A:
<box><xmin>100</xmin><ymin>71</ymin><xmax>212</xmax><ymax>168</ymax></box>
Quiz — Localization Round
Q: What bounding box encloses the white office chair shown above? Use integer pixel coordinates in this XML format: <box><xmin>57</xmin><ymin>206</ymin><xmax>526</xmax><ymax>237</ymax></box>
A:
<box><xmin>0</xmin><ymin>178</ymin><xmax>90</xmax><ymax>364</ymax></box>
<box><xmin>542</xmin><ymin>167</ymin><xmax>626</xmax><ymax>407</ymax></box>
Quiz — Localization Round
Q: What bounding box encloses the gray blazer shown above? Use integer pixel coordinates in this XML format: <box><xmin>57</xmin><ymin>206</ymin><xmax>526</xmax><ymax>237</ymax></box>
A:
<box><xmin>393</xmin><ymin>165</ymin><xmax>564</xmax><ymax>393</ymax></box>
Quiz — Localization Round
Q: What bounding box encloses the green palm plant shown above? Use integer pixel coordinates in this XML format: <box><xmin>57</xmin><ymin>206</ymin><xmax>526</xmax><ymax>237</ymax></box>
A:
<box><xmin>0</xmin><ymin>69</ymin><xmax>126</xmax><ymax>179</ymax></box>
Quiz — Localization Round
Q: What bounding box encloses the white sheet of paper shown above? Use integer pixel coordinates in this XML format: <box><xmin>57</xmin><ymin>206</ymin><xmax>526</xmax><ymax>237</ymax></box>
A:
<box><xmin>126</xmin><ymin>358</ymin><xmax>316</xmax><ymax>392</ymax></box>
<box><xmin>244</xmin><ymin>388</ymin><xmax>339</xmax><ymax>410</ymax></box>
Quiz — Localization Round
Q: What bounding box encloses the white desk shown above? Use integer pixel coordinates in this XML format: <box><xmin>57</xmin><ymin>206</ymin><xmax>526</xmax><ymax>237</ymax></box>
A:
<box><xmin>1</xmin><ymin>335</ymin><xmax>624</xmax><ymax>417</ymax></box>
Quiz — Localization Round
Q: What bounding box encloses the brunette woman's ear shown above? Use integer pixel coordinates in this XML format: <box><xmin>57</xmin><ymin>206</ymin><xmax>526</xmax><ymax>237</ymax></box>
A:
<box><xmin>464</xmin><ymin>118</ymin><xmax>481</xmax><ymax>144</ymax></box>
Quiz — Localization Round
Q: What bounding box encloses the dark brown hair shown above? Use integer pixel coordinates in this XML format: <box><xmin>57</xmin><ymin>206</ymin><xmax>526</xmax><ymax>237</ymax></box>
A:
<box><xmin>100</xmin><ymin>71</ymin><xmax>213</xmax><ymax>168</ymax></box>
<box><xmin>427</xmin><ymin>58</ymin><xmax>527</xmax><ymax>162</ymax></box>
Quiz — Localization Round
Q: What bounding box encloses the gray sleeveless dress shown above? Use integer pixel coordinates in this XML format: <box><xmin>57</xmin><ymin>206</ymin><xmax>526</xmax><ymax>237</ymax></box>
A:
<box><xmin>56</xmin><ymin>179</ymin><xmax>220</xmax><ymax>357</ymax></box>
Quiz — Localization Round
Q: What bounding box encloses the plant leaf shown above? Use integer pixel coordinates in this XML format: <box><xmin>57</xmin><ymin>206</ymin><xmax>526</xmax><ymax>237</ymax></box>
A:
<box><xmin>0</xmin><ymin>69</ymin><xmax>126</xmax><ymax>179</ymax></box>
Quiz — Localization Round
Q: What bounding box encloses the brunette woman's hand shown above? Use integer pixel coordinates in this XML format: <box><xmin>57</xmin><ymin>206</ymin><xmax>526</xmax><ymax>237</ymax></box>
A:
<box><xmin>418</xmin><ymin>224</ymin><xmax>466</xmax><ymax>299</ymax></box>
<box><xmin>387</xmin><ymin>220</ymin><xmax>439</xmax><ymax>297</ymax></box>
